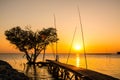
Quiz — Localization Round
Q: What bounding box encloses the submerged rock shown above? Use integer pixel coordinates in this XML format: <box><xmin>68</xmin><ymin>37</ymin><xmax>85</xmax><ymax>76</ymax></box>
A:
<box><xmin>0</xmin><ymin>60</ymin><xmax>29</xmax><ymax>80</ymax></box>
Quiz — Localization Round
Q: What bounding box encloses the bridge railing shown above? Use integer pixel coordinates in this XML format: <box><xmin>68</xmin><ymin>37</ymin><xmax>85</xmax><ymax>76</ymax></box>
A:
<box><xmin>46</xmin><ymin>60</ymin><xmax>119</xmax><ymax>80</ymax></box>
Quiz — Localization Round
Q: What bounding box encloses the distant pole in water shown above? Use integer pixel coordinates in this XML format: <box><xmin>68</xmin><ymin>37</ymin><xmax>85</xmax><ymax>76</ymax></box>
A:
<box><xmin>54</xmin><ymin>14</ymin><xmax>58</xmax><ymax>60</ymax></box>
<box><xmin>66</xmin><ymin>26</ymin><xmax>77</xmax><ymax>64</ymax></box>
<box><xmin>77</xmin><ymin>6</ymin><xmax>88</xmax><ymax>69</ymax></box>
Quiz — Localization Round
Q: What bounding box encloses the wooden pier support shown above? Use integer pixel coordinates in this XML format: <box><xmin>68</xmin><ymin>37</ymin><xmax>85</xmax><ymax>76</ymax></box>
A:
<box><xmin>46</xmin><ymin>60</ymin><xmax>119</xmax><ymax>80</ymax></box>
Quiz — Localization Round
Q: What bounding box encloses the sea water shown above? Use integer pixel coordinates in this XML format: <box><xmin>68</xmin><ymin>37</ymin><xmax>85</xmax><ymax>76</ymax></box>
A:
<box><xmin>0</xmin><ymin>53</ymin><xmax>120</xmax><ymax>79</ymax></box>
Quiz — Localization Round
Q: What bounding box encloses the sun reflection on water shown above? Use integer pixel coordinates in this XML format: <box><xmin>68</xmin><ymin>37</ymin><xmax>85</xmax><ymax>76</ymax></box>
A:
<box><xmin>76</xmin><ymin>54</ymin><xmax>80</xmax><ymax>67</ymax></box>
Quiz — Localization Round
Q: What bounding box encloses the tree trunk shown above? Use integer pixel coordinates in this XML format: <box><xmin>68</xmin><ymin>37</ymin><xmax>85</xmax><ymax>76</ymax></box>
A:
<box><xmin>33</xmin><ymin>54</ymin><xmax>37</xmax><ymax>64</ymax></box>
<box><xmin>43</xmin><ymin>45</ymin><xmax>46</xmax><ymax>62</ymax></box>
<box><xmin>24</xmin><ymin>51</ymin><xmax>32</xmax><ymax>64</ymax></box>
<box><xmin>32</xmin><ymin>47</ymin><xmax>38</xmax><ymax>64</ymax></box>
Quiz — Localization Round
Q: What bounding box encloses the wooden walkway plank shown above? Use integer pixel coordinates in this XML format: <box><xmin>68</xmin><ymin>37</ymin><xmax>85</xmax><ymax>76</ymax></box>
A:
<box><xmin>46</xmin><ymin>60</ymin><xmax>119</xmax><ymax>80</ymax></box>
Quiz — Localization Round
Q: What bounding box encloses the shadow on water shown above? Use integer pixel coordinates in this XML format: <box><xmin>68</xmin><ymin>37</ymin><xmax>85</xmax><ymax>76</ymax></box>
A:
<box><xmin>24</xmin><ymin>64</ymin><xmax>55</xmax><ymax>80</ymax></box>
<box><xmin>25</xmin><ymin>64</ymin><xmax>36</xmax><ymax>80</ymax></box>
<box><xmin>24</xmin><ymin>64</ymin><xmax>37</xmax><ymax>80</ymax></box>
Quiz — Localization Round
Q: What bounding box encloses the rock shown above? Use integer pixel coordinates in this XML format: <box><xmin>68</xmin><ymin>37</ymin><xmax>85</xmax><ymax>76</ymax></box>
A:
<box><xmin>0</xmin><ymin>60</ymin><xmax>29</xmax><ymax>80</ymax></box>
<box><xmin>0</xmin><ymin>60</ymin><xmax>12</xmax><ymax>68</ymax></box>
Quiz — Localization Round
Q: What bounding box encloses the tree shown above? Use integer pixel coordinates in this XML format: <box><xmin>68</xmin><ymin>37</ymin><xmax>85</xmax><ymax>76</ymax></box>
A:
<box><xmin>5</xmin><ymin>26</ymin><xmax>58</xmax><ymax>64</ymax></box>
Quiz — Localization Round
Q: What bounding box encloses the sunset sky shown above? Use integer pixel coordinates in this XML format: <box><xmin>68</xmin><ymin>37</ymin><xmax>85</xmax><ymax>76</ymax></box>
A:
<box><xmin>0</xmin><ymin>0</ymin><xmax>120</xmax><ymax>54</ymax></box>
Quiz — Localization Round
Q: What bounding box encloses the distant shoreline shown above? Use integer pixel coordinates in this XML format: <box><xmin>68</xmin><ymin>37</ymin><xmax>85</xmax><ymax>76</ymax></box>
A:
<box><xmin>0</xmin><ymin>52</ymin><xmax>118</xmax><ymax>55</ymax></box>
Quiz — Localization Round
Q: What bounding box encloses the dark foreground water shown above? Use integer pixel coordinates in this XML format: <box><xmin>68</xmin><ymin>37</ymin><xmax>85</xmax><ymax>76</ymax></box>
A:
<box><xmin>0</xmin><ymin>53</ymin><xmax>120</xmax><ymax>79</ymax></box>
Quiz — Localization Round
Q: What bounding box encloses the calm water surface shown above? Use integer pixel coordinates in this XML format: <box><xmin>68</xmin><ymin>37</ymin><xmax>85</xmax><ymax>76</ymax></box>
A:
<box><xmin>0</xmin><ymin>53</ymin><xmax>120</xmax><ymax>79</ymax></box>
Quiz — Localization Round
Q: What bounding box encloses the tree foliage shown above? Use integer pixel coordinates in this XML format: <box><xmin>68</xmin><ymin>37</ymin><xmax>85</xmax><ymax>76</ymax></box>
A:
<box><xmin>5</xmin><ymin>26</ymin><xmax>58</xmax><ymax>64</ymax></box>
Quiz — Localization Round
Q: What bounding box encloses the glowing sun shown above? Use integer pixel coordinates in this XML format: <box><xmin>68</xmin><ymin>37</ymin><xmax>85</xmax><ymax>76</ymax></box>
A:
<box><xmin>74</xmin><ymin>44</ymin><xmax>82</xmax><ymax>51</ymax></box>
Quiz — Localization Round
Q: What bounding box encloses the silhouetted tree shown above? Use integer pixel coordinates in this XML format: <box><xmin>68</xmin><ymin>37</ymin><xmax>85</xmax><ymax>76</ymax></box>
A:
<box><xmin>5</xmin><ymin>26</ymin><xmax>58</xmax><ymax>64</ymax></box>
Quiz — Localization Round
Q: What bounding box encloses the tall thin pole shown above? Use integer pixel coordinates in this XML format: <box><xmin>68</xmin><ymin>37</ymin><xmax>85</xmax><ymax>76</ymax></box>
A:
<box><xmin>66</xmin><ymin>26</ymin><xmax>77</xmax><ymax>64</ymax></box>
<box><xmin>54</xmin><ymin>14</ymin><xmax>58</xmax><ymax>59</ymax></box>
<box><xmin>43</xmin><ymin>45</ymin><xmax>46</xmax><ymax>62</ymax></box>
<box><xmin>77</xmin><ymin>6</ymin><xmax>88</xmax><ymax>69</ymax></box>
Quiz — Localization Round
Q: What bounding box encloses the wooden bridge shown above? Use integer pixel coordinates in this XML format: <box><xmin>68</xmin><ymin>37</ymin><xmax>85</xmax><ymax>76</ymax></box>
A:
<box><xmin>45</xmin><ymin>60</ymin><xmax>119</xmax><ymax>80</ymax></box>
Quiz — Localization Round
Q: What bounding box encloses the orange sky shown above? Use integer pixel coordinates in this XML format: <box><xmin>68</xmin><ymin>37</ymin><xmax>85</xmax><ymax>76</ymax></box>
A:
<box><xmin>0</xmin><ymin>0</ymin><xmax>120</xmax><ymax>54</ymax></box>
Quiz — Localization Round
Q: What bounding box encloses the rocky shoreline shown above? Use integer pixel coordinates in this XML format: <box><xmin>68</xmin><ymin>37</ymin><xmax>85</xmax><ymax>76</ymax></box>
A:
<box><xmin>0</xmin><ymin>60</ymin><xmax>29</xmax><ymax>80</ymax></box>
